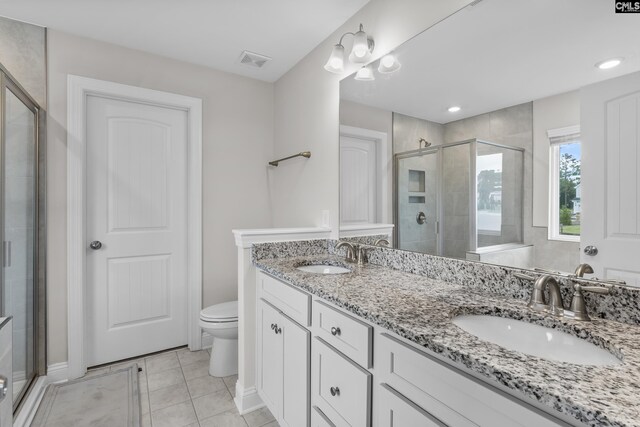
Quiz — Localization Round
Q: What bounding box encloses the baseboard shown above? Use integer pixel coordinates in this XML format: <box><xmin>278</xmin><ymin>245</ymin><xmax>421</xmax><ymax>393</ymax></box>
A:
<box><xmin>234</xmin><ymin>382</ymin><xmax>264</xmax><ymax>415</ymax></box>
<box><xmin>47</xmin><ymin>362</ymin><xmax>70</xmax><ymax>383</ymax></box>
<box><xmin>201</xmin><ymin>331</ymin><xmax>213</xmax><ymax>349</ymax></box>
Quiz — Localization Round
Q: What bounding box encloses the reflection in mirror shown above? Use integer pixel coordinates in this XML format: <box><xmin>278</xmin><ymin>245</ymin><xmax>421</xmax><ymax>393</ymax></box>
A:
<box><xmin>339</xmin><ymin>0</ymin><xmax>640</xmax><ymax>280</ymax></box>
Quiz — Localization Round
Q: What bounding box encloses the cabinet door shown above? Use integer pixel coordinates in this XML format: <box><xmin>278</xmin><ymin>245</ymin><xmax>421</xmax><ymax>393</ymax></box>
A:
<box><xmin>378</xmin><ymin>383</ymin><xmax>447</xmax><ymax>427</ymax></box>
<box><xmin>312</xmin><ymin>337</ymin><xmax>371</xmax><ymax>427</ymax></box>
<box><xmin>257</xmin><ymin>299</ymin><xmax>283</xmax><ymax>417</ymax></box>
<box><xmin>281</xmin><ymin>314</ymin><xmax>310</xmax><ymax>427</ymax></box>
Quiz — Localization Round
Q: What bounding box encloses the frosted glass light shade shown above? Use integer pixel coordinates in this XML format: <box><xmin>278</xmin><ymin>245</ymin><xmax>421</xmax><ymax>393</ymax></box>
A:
<box><xmin>324</xmin><ymin>44</ymin><xmax>345</xmax><ymax>73</ymax></box>
<box><xmin>354</xmin><ymin>65</ymin><xmax>375</xmax><ymax>81</ymax></box>
<box><xmin>349</xmin><ymin>29</ymin><xmax>372</xmax><ymax>64</ymax></box>
<box><xmin>378</xmin><ymin>54</ymin><xmax>401</xmax><ymax>73</ymax></box>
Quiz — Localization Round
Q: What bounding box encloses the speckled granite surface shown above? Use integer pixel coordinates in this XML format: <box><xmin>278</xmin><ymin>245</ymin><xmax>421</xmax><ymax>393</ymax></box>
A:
<box><xmin>254</xmin><ymin>253</ymin><xmax>640</xmax><ymax>427</ymax></box>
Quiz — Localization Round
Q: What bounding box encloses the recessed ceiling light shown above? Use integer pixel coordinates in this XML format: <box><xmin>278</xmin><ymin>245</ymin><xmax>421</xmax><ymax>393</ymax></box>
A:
<box><xmin>448</xmin><ymin>106</ymin><xmax>461</xmax><ymax>113</ymax></box>
<box><xmin>595</xmin><ymin>58</ymin><xmax>623</xmax><ymax>70</ymax></box>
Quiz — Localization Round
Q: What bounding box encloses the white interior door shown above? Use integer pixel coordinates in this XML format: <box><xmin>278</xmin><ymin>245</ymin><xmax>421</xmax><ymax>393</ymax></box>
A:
<box><xmin>86</xmin><ymin>94</ymin><xmax>189</xmax><ymax>366</ymax></box>
<box><xmin>340</xmin><ymin>135</ymin><xmax>377</xmax><ymax>224</ymax></box>
<box><xmin>581</xmin><ymin>71</ymin><xmax>640</xmax><ymax>286</ymax></box>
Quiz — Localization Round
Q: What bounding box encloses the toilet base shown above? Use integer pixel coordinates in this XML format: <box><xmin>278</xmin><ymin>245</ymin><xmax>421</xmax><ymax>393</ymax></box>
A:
<box><xmin>210</xmin><ymin>337</ymin><xmax>238</xmax><ymax>377</ymax></box>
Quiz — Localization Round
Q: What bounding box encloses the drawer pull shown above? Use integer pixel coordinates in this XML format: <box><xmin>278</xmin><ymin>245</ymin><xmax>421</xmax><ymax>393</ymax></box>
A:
<box><xmin>330</xmin><ymin>386</ymin><xmax>340</xmax><ymax>396</ymax></box>
<box><xmin>330</xmin><ymin>326</ymin><xmax>341</xmax><ymax>336</ymax></box>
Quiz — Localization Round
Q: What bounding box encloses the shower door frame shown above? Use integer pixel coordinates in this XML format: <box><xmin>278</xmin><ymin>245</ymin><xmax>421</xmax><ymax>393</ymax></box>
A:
<box><xmin>0</xmin><ymin>65</ymin><xmax>46</xmax><ymax>413</ymax></box>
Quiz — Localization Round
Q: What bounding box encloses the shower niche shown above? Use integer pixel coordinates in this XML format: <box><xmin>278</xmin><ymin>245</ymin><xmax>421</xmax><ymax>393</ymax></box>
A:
<box><xmin>395</xmin><ymin>138</ymin><xmax>524</xmax><ymax>259</ymax></box>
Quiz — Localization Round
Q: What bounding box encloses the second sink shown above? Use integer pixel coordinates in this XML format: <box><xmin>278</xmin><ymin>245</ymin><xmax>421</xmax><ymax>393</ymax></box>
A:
<box><xmin>452</xmin><ymin>315</ymin><xmax>621</xmax><ymax>366</ymax></box>
<box><xmin>296</xmin><ymin>265</ymin><xmax>351</xmax><ymax>275</ymax></box>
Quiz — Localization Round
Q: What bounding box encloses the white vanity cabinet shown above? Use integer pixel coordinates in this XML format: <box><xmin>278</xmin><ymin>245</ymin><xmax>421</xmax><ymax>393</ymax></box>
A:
<box><xmin>256</xmin><ymin>269</ymin><xmax>572</xmax><ymax>427</ymax></box>
<box><xmin>256</xmin><ymin>273</ymin><xmax>311</xmax><ymax>427</ymax></box>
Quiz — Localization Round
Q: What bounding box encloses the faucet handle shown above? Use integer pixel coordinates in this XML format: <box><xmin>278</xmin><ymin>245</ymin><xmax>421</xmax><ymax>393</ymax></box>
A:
<box><xmin>573</xmin><ymin>283</ymin><xmax>612</xmax><ymax>295</ymax></box>
<box><xmin>568</xmin><ymin>283</ymin><xmax>611</xmax><ymax>321</ymax></box>
<box><xmin>513</xmin><ymin>272</ymin><xmax>535</xmax><ymax>281</ymax></box>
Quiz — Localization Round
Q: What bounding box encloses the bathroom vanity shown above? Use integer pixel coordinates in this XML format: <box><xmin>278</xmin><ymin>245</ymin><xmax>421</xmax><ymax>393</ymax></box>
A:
<box><xmin>252</xmin><ymin>243</ymin><xmax>640</xmax><ymax>427</ymax></box>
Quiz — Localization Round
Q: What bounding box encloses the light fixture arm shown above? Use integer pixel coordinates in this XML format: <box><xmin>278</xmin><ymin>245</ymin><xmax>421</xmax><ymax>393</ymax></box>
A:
<box><xmin>336</xmin><ymin>24</ymin><xmax>374</xmax><ymax>54</ymax></box>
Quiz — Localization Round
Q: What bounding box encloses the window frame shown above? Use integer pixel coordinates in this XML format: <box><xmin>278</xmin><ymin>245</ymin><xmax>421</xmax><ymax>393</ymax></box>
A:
<box><xmin>547</xmin><ymin>125</ymin><xmax>581</xmax><ymax>242</ymax></box>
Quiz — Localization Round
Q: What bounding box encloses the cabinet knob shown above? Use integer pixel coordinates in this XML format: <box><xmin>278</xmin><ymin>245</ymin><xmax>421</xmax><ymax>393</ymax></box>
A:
<box><xmin>330</xmin><ymin>386</ymin><xmax>340</xmax><ymax>397</ymax></box>
<box><xmin>271</xmin><ymin>323</ymin><xmax>276</xmax><ymax>330</ymax></box>
<box><xmin>330</xmin><ymin>326</ymin><xmax>341</xmax><ymax>336</ymax></box>
<box><xmin>274</xmin><ymin>325</ymin><xmax>282</xmax><ymax>334</ymax></box>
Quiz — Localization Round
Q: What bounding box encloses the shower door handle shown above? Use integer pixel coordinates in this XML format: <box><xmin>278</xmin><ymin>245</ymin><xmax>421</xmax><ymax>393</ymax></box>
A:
<box><xmin>2</xmin><ymin>241</ymin><xmax>10</xmax><ymax>267</ymax></box>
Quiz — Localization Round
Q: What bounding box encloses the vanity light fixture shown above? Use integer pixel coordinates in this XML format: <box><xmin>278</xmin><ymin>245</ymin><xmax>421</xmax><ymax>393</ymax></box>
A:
<box><xmin>378</xmin><ymin>54</ymin><xmax>401</xmax><ymax>73</ymax></box>
<box><xmin>354</xmin><ymin>65</ymin><xmax>375</xmax><ymax>81</ymax></box>
<box><xmin>595</xmin><ymin>58</ymin><xmax>623</xmax><ymax>70</ymax></box>
<box><xmin>324</xmin><ymin>23</ymin><xmax>375</xmax><ymax>74</ymax></box>
<box><xmin>448</xmin><ymin>106</ymin><xmax>461</xmax><ymax>113</ymax></box>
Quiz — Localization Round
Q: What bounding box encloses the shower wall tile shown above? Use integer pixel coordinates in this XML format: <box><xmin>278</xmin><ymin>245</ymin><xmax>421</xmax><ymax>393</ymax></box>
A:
<box><xmin>393</xmin><ymin>112</ymin><xmax>445</xmax><ymax>152</ymax></box>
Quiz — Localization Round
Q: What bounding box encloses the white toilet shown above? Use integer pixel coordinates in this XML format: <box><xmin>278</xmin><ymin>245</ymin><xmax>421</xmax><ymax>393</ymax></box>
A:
<box><xmin>199</xmin><ymin>300</ymin><xmax>238</xmax><ymax>377</ymax></box>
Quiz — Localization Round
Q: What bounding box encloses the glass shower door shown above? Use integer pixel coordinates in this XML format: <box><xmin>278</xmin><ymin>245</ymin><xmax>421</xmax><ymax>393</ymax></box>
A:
<box><xmin>0</xmin><ymin>76</ymin><xmax>38</xmax><ymax>407</ymax></box>
<box><xmin>396</xmin><ymin>149</ymin><xmax>440</xmax><ymax>255</ymax></box>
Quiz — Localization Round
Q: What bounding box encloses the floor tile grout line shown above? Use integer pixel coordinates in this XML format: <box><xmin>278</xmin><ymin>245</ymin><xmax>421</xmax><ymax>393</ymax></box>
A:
<box><xmin>178</xmin><ymin>352</ymin><xmax>200</xmax><ymax>427</ymax></box>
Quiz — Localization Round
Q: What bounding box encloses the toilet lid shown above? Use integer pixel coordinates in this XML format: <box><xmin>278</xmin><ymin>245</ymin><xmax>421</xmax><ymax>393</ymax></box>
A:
<box><xmin>201</xmin><ymin>300</ymin><xmax>238</xmax><ymax>322</ymax></box>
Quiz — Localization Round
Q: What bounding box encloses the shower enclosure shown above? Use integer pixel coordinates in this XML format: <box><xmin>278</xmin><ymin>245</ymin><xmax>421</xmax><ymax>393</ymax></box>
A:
<box><xmin>395</xmin><ymin>139</ymin><xmax>524</xmax><ymax>259</ymax></box>
<box><xmin>0</xmin><ymin>67</ymin><xmax>44</xmax><ymax>410</ymax></box>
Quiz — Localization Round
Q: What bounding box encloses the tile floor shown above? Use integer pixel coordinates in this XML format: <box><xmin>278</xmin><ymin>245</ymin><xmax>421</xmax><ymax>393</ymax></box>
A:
<box><xmin>85</xmin><ymin>347</ymin><xmax>278</xmax><ymax>427</ymax></box>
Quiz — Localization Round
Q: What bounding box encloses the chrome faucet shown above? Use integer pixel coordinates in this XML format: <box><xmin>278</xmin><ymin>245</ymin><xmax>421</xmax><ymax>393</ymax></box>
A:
<box><xmin>574</xmin><ymin>263</ymin><xmax>594</xmax><ymax>278</ymax></box>
<box><xmin>515</xmin><ymin>273</ymin><xmax>564</xmax><ymax>317</ymax></box>
<box><xmin>335</xmin><ymin>241</ymin><xmax>357</xmax><ymax>263</ymax></box>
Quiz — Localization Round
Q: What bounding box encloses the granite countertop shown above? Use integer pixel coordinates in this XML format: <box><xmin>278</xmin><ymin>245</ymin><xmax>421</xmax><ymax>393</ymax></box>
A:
<box><xmin>254</xmin><ymin>254</ymin><xmax>640</xmax><ymax>427</ymax></box>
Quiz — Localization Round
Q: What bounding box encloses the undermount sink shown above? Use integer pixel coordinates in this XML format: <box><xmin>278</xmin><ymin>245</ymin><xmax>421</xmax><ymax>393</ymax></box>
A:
<box><xmin>296</xmin><ymin>264</ymin><xmax>351</xmax><ymax>275</ymax></box>
<box><xmin>453</xmin><ymin>315</ymin><xmax>622</xmax><ymax>366</ymax></box>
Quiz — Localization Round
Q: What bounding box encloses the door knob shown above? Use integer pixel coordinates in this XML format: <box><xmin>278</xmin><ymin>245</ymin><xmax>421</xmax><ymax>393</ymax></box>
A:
<box><xmin>89</xmin><ymin>241</ymin><xmax>103</xmax><ymax>250</ymax></box>
<box><xmin>416</xmin><ymin>212</ymin><xmax>426</xmax><ymax>225</ymax></box>
<box><xmin>583</xmin><ymin>245</ymin><xmax>598</xmax><ymax>256</ymax></box>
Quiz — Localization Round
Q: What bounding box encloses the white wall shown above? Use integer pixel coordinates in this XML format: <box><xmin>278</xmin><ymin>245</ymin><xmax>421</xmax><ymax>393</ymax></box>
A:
<box><xmin>46</xmin><ymin>30</ymin><xmax>274</xmax><ymax>364</ymax></box>
<box><xmin>271</xmin><ymin>0</ymin><xmax>473</xmax><ymax>234</ymax></box>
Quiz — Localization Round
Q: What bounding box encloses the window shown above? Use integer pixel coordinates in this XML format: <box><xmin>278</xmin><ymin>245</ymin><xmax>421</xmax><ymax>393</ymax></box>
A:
<box><xmin>548</xmin><ymin>126</ymin><xmax>581</xmax><ymax>241</ymax></box>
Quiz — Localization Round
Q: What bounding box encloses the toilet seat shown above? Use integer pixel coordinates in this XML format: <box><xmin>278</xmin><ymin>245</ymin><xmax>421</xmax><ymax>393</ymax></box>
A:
<box><xmin>200</xmin><ymin>300</ymin><xmax>238</xmax><ymax>323</ymax></box>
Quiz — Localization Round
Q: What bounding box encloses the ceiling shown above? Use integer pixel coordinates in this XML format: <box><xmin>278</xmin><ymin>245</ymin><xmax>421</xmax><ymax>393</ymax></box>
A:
<box><xmin>341</xmin><ymin>0</ymin><xmax>640</xmax><ymax>124</ymax></box>
<box><xmin>0</xmin><ymin>0</ymin><xmax>370</xmax><ymax>82</ymax></box>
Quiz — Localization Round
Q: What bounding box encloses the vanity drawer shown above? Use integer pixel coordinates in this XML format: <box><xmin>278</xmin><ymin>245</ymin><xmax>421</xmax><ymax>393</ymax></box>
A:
<box><xmin>312</xmin><ymin>406</ymin><xmax>335</xmax><ymax>427</ymax></box>
<box><xmin>376</xmin><ymin>333</ymin><xmax>562</xmax><ymax>427</ymax></box>
<box><xmin>377</xmin><ymin>383</ymin><xmax>446</xmax><ymax>427</ymax></box>
<box><xmin>312</xmin><ymin>337</ymin><xmax>371</xmax><ymax>427</ymax></box>
<box><xmin>312</xmin><ymin>300</ymin><xmax>373</xmax><ymax>368</ymax></box>
<box><xmin>258</xmin><ymin>271</ymin><xmax>311</xmax><ymax>326</ymax></box>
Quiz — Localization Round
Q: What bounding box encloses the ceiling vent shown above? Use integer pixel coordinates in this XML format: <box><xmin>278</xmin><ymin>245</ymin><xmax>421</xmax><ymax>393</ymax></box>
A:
<box><xmin>238</xmin><ymin>51</ymin><xmax>272</xmax><ymax>69</ymax></box>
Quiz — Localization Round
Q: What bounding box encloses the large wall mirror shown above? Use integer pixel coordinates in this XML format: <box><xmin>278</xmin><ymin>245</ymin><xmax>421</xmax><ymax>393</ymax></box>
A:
<box><xmin>339</xmin><ymin>0</ymin><xmax>640</xmax><ymax>283</ymax></box>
